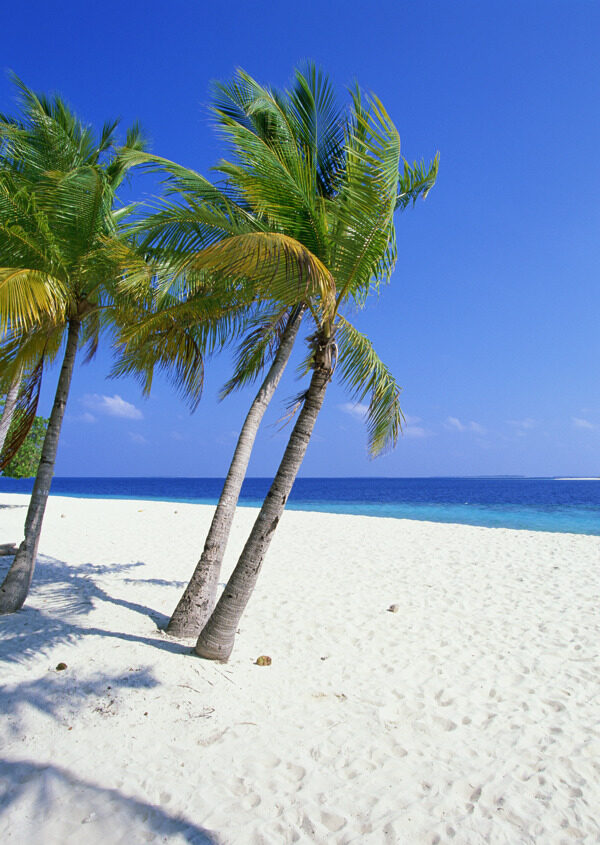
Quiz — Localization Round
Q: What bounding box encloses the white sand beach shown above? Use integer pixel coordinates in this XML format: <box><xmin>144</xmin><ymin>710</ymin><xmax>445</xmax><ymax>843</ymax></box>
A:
<box><xmin>1</xmin><ymin>493</ymin><xmax>599</xmax><ymax>844</ymax></box>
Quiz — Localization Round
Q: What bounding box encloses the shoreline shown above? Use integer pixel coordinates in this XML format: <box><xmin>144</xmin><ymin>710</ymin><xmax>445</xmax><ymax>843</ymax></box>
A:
<box><xmin>1</xmin><ymin>484</ymin><xmax>598</xmax><ymax>537</ymax></box>
<box><xmin>1</xmin><ymin>495</ymin><xmax>599</xmax><ymax>843</ymax></box>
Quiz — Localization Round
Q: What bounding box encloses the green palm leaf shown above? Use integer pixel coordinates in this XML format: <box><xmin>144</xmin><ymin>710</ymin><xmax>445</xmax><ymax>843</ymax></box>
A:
<box><xmin>0</xmin><ymin>268</ymin><xmax>67</xmax><ymax>333</ymax></box>
<box><xmin>186</xmin><ymin>232</ymin><xmax>334</xmax><ymax>314</ymax></box>
<box><xmin>396</xmin><ymin>154</ymin><xmax>440</xmax><ymax>210</ymax></box>
<box><xmin>220</xmin><ymin>304</ymin><xmax>296</xmax><ymax>398</ymax></box>
<box><xmin>327</xmin><ymin>93</ymin><xmax>401</xmax><ymax>311</ymax></box>
<box><xmin>335</xmin><ymin>315</ymin><xmax>403</xmax><ymax>457</ymax></box>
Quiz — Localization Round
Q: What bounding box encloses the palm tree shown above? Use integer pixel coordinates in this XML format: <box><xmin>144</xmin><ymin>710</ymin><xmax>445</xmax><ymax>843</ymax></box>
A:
<box><xmin>0</xmin><ymin>78</ymin><xmax>148</xmax><ymax>613</ymax></box>
<box><xmin>125</xmin><ymin>68</ymin><xmax>436</xmax><ymax>641</ymax></box>
<box><xmin>194</xmin><ymin>87</ymin><xmax>437</xmax><ymax>660</ymax></box>
<box><xmin>122</xmin><ymin>66</ymin><xmax>349</xmax><ymax>637</ymax></box>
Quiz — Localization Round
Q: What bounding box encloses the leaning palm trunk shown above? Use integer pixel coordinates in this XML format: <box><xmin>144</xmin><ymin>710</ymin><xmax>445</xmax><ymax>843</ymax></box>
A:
<box><xmin>195</xmin><ymin>349</ymin><xmax>333</xmax><ymax>661</ymax></box>
<box><xmin>167</xmin><ymin>307</ymin><xmax>305</xmax><ymax>637</ymax></box>
<box><xmin>0</xmin><ymin>319</ymin><xmax>80</xmax><ymax>613</ymax></box>
<box><xmin>0</xmin><ymin>368</ymin><xmax>23</xmax><ymax>456</ymax></box>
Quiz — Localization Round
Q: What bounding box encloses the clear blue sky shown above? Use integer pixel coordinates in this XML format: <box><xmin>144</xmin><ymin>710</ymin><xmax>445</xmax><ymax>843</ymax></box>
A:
<box><xmin>2</xmin><ymin>0</ymin><xmax>599</xmax><ymax>477</ymax></box>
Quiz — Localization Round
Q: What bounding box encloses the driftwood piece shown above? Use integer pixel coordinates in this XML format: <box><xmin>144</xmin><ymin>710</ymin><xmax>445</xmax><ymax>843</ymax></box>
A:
<box><xmin>0</xmin><ymin>543</ymin><xmax>17</xmax><ymax>556</ymax></box>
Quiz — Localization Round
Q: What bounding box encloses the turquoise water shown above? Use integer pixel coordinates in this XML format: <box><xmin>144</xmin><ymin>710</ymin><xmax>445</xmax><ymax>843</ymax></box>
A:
<box><xmin>1</xmin><ymin>477</ymin><xmax>599</xmax><ymax>536</ymax></box>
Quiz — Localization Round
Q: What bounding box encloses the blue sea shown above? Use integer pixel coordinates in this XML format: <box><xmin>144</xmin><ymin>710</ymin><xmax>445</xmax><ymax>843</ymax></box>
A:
<box><xmin>1</xmin><ymin>476</ymin><xmax>599</xmax><ymax>536</ymax></box>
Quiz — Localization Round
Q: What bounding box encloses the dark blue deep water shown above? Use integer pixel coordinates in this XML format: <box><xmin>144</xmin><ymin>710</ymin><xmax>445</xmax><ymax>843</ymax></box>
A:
<box><xmin>1</xmin><ymin>476</ymin><xmax>599</xmax><ymax>536</ymax></box>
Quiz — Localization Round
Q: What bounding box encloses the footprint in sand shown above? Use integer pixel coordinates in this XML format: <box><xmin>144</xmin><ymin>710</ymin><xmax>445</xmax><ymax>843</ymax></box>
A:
<box><xmin>434</xmin><ymin>689</ymin><xmax>454</xmax><ymax>707</ymax></box>
<box><xmin>433</xmin><ymin>715</ymin><xmax>458</xmax><ymax>731</ymax></box>
<box><xmin>230</xmin><ymin>778</ymin><xmax>245</xmax><ymax>797</ymax></box>
<box><xmin>469</xmin><ymin>785</ymin><xmax>482</xmax><ymax>803</ymax></box>
<box><xmin>261</xmin><ymin>751</ymin><xmax>280</xmax><ymax>769</ymax></box>
<box><xmin>321</xmin><ymin>811</ymin><xmax>346</xmax><ymax>832</ymax></box>
<box><xmin>383</xmin><ymin>821</ymin><xmax>398</xmax><ymax>843</ymax></box>
<box><xmin>284</xmin><ymin>763</ymin><xmax>305</xmax><ymax>783</ymax></box>
<box><xmin>241</xmin><ymin>793</ymin><xmax>261</xmax><ymax>810</ymax></box>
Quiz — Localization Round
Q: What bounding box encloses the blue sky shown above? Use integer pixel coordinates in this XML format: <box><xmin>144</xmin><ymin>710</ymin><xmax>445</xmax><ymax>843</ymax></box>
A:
<box><xmin>2</xmin><ymin>0</ymin><xmax>599</xmax><ymax>477</ymax></box>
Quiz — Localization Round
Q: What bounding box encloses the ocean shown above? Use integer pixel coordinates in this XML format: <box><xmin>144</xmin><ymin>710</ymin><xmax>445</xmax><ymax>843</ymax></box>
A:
<box><xmin>1</xmin><ymin>476</ymin><xmax>599</xmax><ymax>536</ymax></box>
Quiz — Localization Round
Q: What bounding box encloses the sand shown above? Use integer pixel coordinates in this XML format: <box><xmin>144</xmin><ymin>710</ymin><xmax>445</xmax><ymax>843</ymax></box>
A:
<box><xmin>1</xmin><ymin>493</ymin><xmax>599</xmax><ymax>844</ymax></box>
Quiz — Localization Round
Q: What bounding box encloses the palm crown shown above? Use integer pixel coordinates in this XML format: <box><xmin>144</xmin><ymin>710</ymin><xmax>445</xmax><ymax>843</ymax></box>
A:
<box><xmin>0</xmin><ymin>76</ymin><xmax>146</xmax><ymax>330</ymax></box>
<box><xmin>123</xmin><ymin>66</ymin><xmax>438</xmax><ymax>455</ymax></box>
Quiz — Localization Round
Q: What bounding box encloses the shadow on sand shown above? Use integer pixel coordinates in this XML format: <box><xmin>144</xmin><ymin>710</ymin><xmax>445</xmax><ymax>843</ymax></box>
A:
<box><xmin>0</xmin><ymin>663</ymin><xmax>160</xmax><ymax>736</ymax></box>
<box><xmin>0</xmin><ymin>557</ymin><xmax>223</xmax><ymax>843</ymax></box>
<box><xmin>0</xmin><ymin>758</ymin><xmax>222</xmax><ymax>843</ymax></box>
<box><xmin>0</xmin><ymin>553</ymin><xmax>192</xmax><ymax>667</ymax></box>
<box><xmin>0</xmin><ymin>554</ymin><xmax>196</xmax><ymax>737</ymax></box>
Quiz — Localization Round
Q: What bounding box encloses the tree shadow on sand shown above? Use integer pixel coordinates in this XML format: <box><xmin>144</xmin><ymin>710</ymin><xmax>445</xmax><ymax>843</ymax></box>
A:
<box><xmin>1</xmin><ymin>666</ymin><xmax>161</xmax><ymax>737</ymax></box>
<box><xmin>0</xmin><ymin>758</ymin><xmax>222</xmax><ymax>844</ymax></box>
<box><xmin>0</xmin><ymin>553</ymin><xmax>193</xmax><ymax>667</ymax></box>
<box><xmin>0</xmin><ymin>557</ymin><xmax>224</xmax><ymax>843</ymax></box>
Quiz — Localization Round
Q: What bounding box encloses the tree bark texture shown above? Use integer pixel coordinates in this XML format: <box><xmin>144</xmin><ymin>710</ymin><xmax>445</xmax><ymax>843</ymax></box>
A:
<box><xmin>195</xmin><ymin>354</ymin><xmax>332</xmax><ymax>661</ymax></box>
<box><xmin>167</xmin><ymin>308</ymin><xmax>305</xmax><ymax>637</ymax></box>
<box><xmin>0</xmin><ymin>319</ymin><xmax>80</xmax><ymax>614</ymax></box>
<box><xmin>0</xmin><ymin>368</ymin><xmax>23</xmax><ymax>456</ymax></box>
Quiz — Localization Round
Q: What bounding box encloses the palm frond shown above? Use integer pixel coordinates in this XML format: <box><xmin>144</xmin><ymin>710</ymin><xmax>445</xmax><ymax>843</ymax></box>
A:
<box><xmin>335</xmin><ymin>316</ymin><xmax>403</xmax><ymax>456</ymax></box>
<box><xmin>0</xmin><ymin>359</ymin><xmax>44</xmax><ymax>470</ymax></box>
<box><xmin>212</xmin><ymin>101</ymin><xmax>328</xmax><ymax>257</ymax></box>
<box><xmin>327</xmin><ymin>92</ymin><xmax>401</xmax><ymax>311</ymax></box>
<box><xmin>187</xmin><ymin>232</ymin><xmax>335</xmax><ymax>315</ymax></box>
<box><xmin>5</xmin><ymin>73</ymin><xmax>104</xmax><ymax>173</ymax></box>
<box><xmin>287</xmin><ymin>62</ymin><xmax>346</xmax><ymax>198</ymax></box>
<box><xmin>109</xmin><ymin>314</ymin><xmax>205</xmax><ymax>411</ymax></box>
<box><xmin>0</xmin><ymin>268</ymin><xmax>68</xmax><ymax>334</ymax></box>
<box><xmin>395</xmin><ymin>154</ymin><xmax>439</xmax><ymax>210</ymax></box>
<box><xmin>105</xmin><ymin>122</ymin><xmax>148</xmax><ymax>189</ymax></box>
<box><xmin>220</xmin><ymin>304</ymin><xmax>294</xmax><ymax>398</ymax></box>
<box><xmin>0</xmin><ymin>322</ymin><xmax>64</xmax><ymax>379</ymax></box>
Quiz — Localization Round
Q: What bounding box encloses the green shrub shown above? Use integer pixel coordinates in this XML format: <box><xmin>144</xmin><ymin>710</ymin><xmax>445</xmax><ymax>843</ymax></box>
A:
<box><xmin>3</xmin><ymin>417</ymin><xmax>48</xmax><ymax>478</ymax></box>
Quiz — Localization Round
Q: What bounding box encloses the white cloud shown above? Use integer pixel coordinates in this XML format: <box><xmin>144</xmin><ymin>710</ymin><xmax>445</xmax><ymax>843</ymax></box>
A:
<box><xmin>339</xmin><ymin>402</ymin><xmax>369</xmax><ymax>420</ymax></box>
<box><xmin>129</xmin><ymin>432</ymin><xmax>149</xmax><ymax>445</ymax></box>
<box><xmin>79</xmin><ymin>412</ymin><xmax>96</xmax><ymax>424</ymax></box>
<box><xmin>572</xmin><ymin>417</ymin><xmax>596</xmax><ymax>430</ymax></box>
<box><xmin>469</xmin><ymin>421</ymin><xmax>486</xmax><ymax>434</ymax></box>
<box><xmin>83</xmin><ymin>394</ymin><xmax>143</xmax><ymax>420</ymax></box>
<box><xmin>445</xmin><ymin>416</ymin><xmax>486</xmax><ymax>434</ymax></box>
<box><xmin>404</xmin><ymin>425</ymin><xmax>428</xmax><ymax>438</ymax></box>
<box><xmin>508</xmin><ymin>418</ymin><xmax>536</xmax><ymax>430</ymax></box>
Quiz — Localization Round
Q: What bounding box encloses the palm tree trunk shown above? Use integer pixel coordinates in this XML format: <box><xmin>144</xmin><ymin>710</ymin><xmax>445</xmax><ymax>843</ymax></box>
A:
<box><xmin>0</xmin><ymin>368</ymin><xmax>23</xmax><ymax>457</ymax></box>
<box><xmin>167</xmin><ymin>307</ymin><xmax>305</xmax><ymax>637</ymax></box>
<box><xmin>195</xmin><ymin>352</ymin><xmax>332</xmax><ymax>661</ymax></box>
<box><xmin>0</xmin><ymin>319</ymin><xmax>80</xmax><ymax>614</ymax></box>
